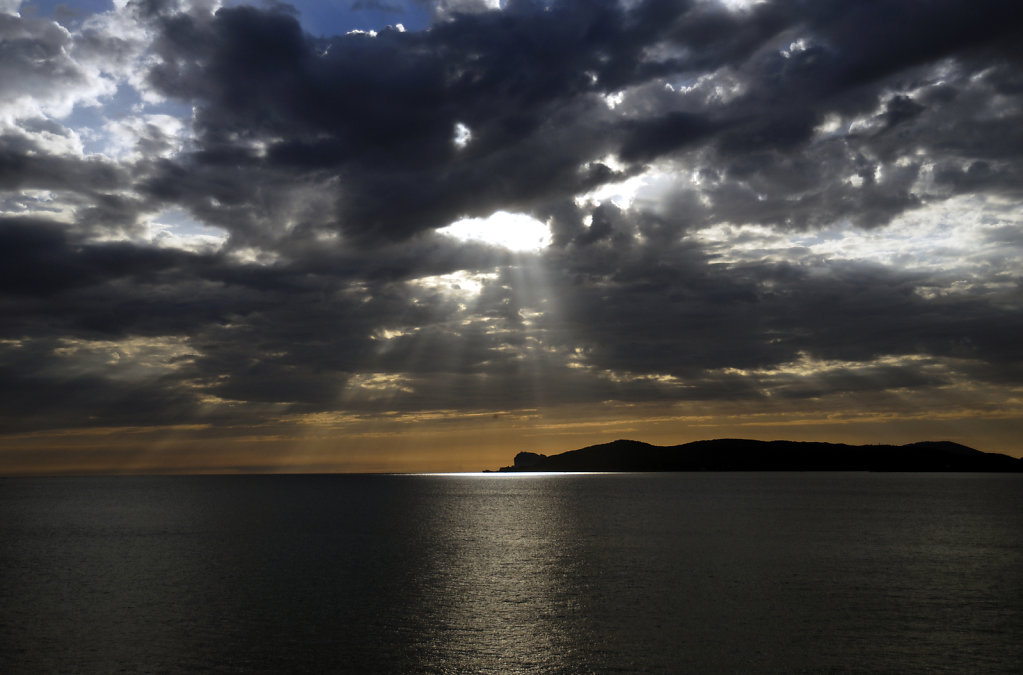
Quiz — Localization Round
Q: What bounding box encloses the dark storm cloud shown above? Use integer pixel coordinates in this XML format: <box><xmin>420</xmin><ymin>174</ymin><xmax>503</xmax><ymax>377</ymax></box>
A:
<box><xmin>0</xmin><ymin>134</ymin><xmax>125</xmax><ymax>192</ymax></box>
<box><xmin>141</xmin><ymin>0</ymin><xmax>642</xmax><ymax>243</ymax></box>
<box><xmin>3</xmin><ymin>0</ymin><xmax>1023</xmax><ymax>437</ymax></box>
<box><xmin>0</xmin><ymin>211</ymin><xmax>521</xmax><ymax>430</ymax></box>
<box><xmin>0</xmin><ymin>333</ymin><xmax>204</xmax><ymax>432</ymax></box>
<box><xmin>134</xmin><ymin>0</ymin><xmax>1023</xmax><ymax>247</ymax></box>
<box><xmin>0</xmin><ymin>216</ymin><xmax>247</xmax><ymax>305</ymax></box>
<box><xmin>548</xmin><ymin>237</ymin><xmax>977</xmax><ymax>375</ymax></box>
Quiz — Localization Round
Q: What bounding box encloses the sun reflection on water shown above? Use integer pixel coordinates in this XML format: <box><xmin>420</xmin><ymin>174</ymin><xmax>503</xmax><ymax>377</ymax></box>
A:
<box><xmin>406</xmin><ymin>475</ymin><xmax>586</xmax><ymax>671</ymax></box>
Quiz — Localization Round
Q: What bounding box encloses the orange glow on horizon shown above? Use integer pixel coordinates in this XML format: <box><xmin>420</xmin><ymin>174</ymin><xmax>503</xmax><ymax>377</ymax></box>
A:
<box><xmin>2</xmin><ymin>400</ymin><xmax>1021</xmax><ymax>476</ymax></box>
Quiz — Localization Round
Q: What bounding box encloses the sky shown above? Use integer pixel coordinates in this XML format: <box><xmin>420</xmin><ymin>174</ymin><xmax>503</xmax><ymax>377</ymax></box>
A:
<box><xmin>2</xmin><ymin>0</ymin><xmax>1022</xmax><ymax>474</ymax></box>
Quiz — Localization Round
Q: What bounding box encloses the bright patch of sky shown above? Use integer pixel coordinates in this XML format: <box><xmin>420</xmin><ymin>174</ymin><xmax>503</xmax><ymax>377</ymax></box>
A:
<box><xmin>575</xmin><ymin>161</ymin><xmax>679</xmax><ymax>211</ymax></box>
<box><xmin>146</xmin><ymin>207</ymin><xmax>229</xmax><ymax>252</ymax></box>
<box><xmin>453</xmin><ymin>121</ymin><xmax>472</xmax><ymax>148</ymax></box>
<box><xmin>691</xmin><ymin>194</ymin><xmax>1023</xmax><ymax>295</ymax></box>
<box><xmin>409</xmin><ymin>270</ymin><xmax>500</xmax><ymax>299</ymax></box>
<box><xmin>439</xmin><ymin>211</ymin><xmax>552</xmax><ymax>252</ymax></box>
<box><xmin>47</xmin><ymin>335</ymin><xmax>195</xmax><ymax>380</ymax></box>
<box><xmin>0</xmin><ymin>189</ymin><xmax>76</xmax><ymax>221</ymax></box>
<box><xmin>717</xmin><ymin>0</ymin><xmax>767</xmax><ymax>12</ymax></box>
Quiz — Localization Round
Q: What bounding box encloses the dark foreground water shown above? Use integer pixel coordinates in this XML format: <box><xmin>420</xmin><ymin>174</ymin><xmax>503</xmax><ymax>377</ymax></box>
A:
<box><xmin>2</xmin><ymin>472</ymin><xmax>1021</xmax><ymax>673</ymax></box>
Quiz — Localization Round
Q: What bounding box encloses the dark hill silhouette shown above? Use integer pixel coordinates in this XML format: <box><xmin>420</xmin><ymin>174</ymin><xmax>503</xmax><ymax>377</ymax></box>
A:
<box><xmin>495</xmin><ymin>439</ymin><xmax>1023</xmax><ymax>472</ymax></box>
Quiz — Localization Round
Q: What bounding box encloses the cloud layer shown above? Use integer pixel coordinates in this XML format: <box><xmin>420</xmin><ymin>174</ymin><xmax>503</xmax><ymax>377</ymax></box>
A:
<box><xmin>2</xmin><ymin>0</ymin><xmax>1022</xmax><ymax>466</ymax></box>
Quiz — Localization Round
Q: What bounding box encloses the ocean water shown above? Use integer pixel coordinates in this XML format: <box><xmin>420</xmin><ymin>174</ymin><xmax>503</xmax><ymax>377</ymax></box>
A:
<box><xmin>2</xmin><ymin>472</ymin><xmax>1021</xmax><ymax>673</ymax></box>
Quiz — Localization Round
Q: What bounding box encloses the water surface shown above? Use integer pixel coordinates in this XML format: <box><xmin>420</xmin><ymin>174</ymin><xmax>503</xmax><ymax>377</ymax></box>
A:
<box><xmin>2</xmin><ymin>472</ymin><xmax>1021</xmax><ymax>672</ymax></box>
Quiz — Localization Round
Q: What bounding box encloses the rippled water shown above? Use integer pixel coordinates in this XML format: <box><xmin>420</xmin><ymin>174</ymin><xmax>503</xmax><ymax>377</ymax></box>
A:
<box><xmin>2</xmin><ymin>472</ymin><xmax>1021</xmax><ymax>673</ymax></box>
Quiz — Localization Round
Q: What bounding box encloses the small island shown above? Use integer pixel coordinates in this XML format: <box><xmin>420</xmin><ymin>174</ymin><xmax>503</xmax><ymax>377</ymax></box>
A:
<box><xmin>493</xmin><ymin>439</ymin><xmax>1023</xmax><ymax>473</ymax></box>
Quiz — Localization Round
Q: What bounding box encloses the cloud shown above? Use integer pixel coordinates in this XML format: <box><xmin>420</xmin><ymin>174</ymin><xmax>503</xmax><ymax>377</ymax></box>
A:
<box><xmin>1</xmin><ymin>0</ymin><xmax>1022</xmax><ymax>460</ymax></box>
<box><xmin>0</xmin><ymin>6</ymin><xmax>150</xmax><ymax>126</ymax></box>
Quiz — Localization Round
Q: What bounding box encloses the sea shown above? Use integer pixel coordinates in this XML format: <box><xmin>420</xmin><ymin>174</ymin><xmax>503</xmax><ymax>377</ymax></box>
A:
<box><xmin>2</xmin><ymin>472</ymin><xmax>1021</xmax><ymax>673</ymax></box>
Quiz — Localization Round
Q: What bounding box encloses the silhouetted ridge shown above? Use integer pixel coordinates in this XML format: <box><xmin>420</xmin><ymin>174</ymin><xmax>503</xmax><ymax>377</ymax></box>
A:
<box><xmin>495</xmin><ymin>439</ymin><xmax>1023</xmax><ymax>472</ymax></box>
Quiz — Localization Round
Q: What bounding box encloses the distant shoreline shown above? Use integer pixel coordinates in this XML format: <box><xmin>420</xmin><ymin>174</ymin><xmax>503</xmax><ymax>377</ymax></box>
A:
<box><xmin>492</xmin><ymin>439</ymin><xmax>1023</xmax><ymax>473</ymax></box>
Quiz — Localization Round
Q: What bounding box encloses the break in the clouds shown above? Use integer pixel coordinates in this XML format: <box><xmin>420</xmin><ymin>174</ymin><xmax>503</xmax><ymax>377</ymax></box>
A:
<box><xmin>2</xmin><ymin>0</ymin><xmax>1023</xmax><ymax>469</ymax></box>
